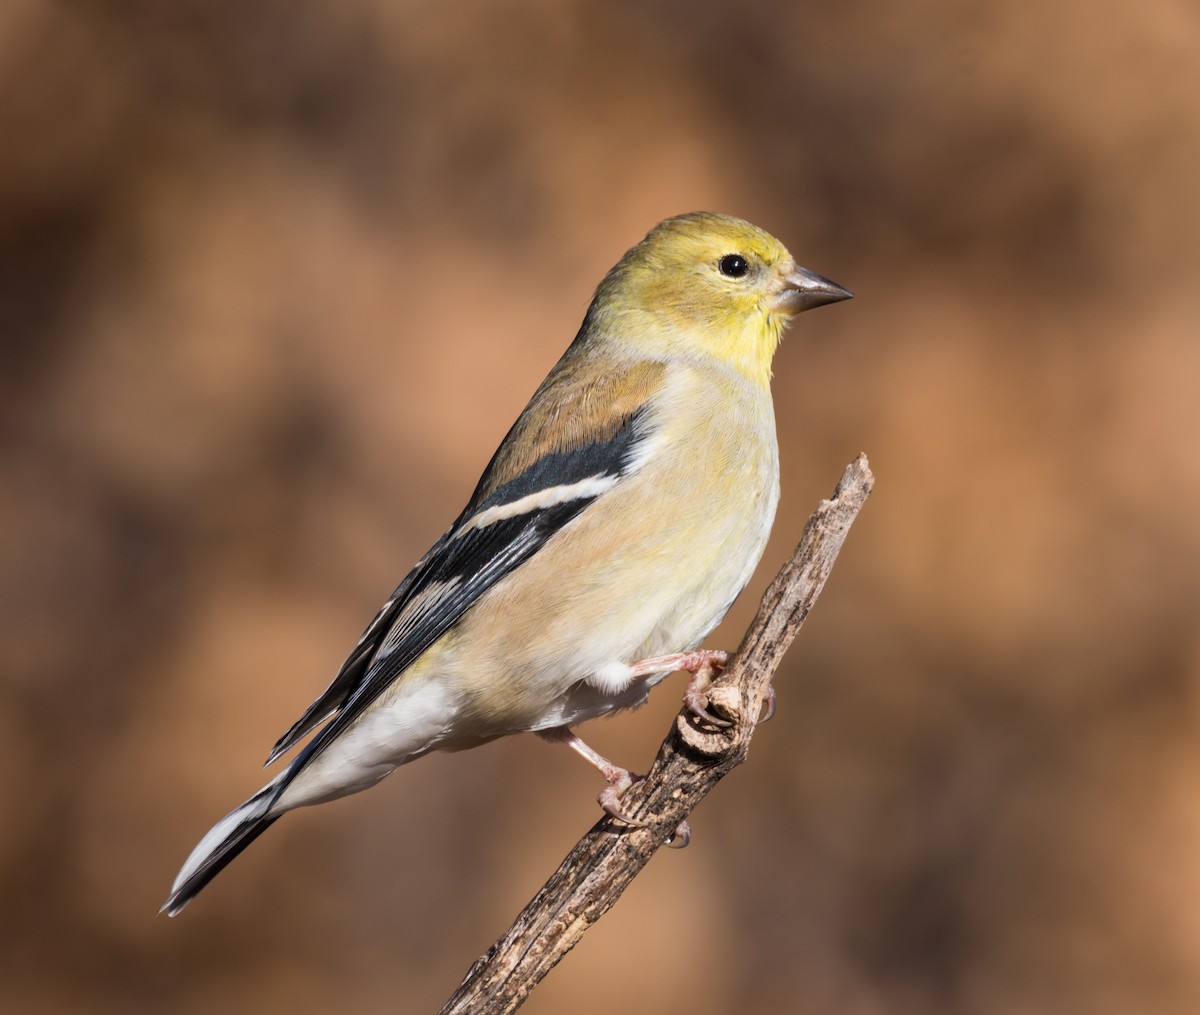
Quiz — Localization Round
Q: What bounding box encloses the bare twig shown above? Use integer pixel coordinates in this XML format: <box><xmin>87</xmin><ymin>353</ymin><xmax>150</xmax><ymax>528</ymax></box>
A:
<box><xmin>438</xmin><ymin>454</ymin><xmax>875</xmax><ymax>1015</ymax></box>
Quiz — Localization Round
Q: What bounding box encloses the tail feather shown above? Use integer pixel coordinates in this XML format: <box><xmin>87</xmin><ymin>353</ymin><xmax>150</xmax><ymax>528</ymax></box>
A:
<box><xmin>161</xmin><ymin>781</ymin><xmax>281</xmax><ymax>917</ymax></box>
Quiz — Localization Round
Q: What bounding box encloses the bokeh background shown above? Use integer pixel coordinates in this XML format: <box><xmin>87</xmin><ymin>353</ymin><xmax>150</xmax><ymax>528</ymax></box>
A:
<box><xmin>3</xmin><ymin>1</ymin><xmax>1199</xmax><ymax>1012</ymax></box>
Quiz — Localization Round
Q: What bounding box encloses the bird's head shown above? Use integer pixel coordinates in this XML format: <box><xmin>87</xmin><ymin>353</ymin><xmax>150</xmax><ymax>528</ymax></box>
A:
<box><xmin>593</xmin><ymin>212</ymin><xmax>852</xmax><ymax>385</ymax></box>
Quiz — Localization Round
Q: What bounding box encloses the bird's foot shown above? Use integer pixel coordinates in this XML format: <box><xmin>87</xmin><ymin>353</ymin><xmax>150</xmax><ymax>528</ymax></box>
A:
<box><xmin>683</xmin><ymin>661</ymin><xmax>733</xmax><ymax>728</ymax></box>
<box><xmin>598</xmin><ymin>771</ymin><xmax>646</xmax><ymax>828</ymax></box>
<box><xmin>540</xmin><ymin>726</ymin><xmax>645</xmax><ymax>827</ymax></box>
<box><xmin>539</xmin><ymin>726</ymin><xmax>695</xmax><ymax>844</ymax></box>
<box><xmin>626</xmin><ymin>649</ymin><xmax>733</xmax><ymax>728</ymax></box>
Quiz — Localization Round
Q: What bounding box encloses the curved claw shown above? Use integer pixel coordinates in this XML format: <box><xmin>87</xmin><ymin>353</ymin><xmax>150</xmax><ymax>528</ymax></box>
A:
<box><xmin>759</xmin><ymin>686</ymin><xmax>777</xmax><ymax>724</ymax></box>
<box><xmin>683</xmin><ymin>659</ymin><xmax>733</xmax><ymax>729</ymax></box>
<box><xmin>666</xmin><ymin>819</ymin><xmax>691</xmax><ymax>849</ymax></box>
<box><xmin>599</xmin><ymin>779</ymin><xmax>645</xmax><ymax>828</ymax></box>
<box><xmin>686</xmin><ymin>695</ymin><xmax>733</xmax><ymax>728</ymax></box>
<box><xmin>543</xmin><ymin>726</ymin><xmax>649</xmax><ymax>827</ymax></box>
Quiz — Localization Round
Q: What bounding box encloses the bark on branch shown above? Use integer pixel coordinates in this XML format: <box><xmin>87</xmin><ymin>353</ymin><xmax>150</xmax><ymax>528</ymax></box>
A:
<box><xmin>438</xmin><ymin>454</ymin><xmax>875</xmax><ymax>1015</ymax></box>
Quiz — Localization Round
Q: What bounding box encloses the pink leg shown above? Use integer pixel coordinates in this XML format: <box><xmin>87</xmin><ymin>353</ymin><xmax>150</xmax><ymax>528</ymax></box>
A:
<box><xmin>538</xmin><ymin>726</ymin><xmax>645</xmax><ymax>827</ymax></box>
<box><xmin>625</xmin><ymin>649</ymin><xmax>729</xmax><ymax>680</ymax></box>
<box><xmin>627</xmin><ymin>649</ymin><xmax>732</xmax><ymax>728</ymax></box>
<box><xmin>540</xmin><ymin>727</ymin><xmax>696</xmax><ymax>845</ymax></box>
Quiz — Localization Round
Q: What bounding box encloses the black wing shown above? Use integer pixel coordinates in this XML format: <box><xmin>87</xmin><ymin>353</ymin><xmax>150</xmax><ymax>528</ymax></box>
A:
<box><xmin>264</xmin><ymin>534</ymin><xmax>452</xmax><ymax>765</ymax></box>
<box><xmin>267</xmin><ymin>402</ymin><xmax>655</xmax><ymax>791</ymax></box>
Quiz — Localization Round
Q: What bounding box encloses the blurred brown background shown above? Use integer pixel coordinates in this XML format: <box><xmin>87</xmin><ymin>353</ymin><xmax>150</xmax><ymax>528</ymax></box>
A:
<box><xmin>3</xmin><ymin>1</ymin><xmax>1199</xmax><ymax>1012</ymax></box>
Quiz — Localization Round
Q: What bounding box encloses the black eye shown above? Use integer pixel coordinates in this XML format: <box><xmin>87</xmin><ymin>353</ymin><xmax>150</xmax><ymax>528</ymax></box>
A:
<box><xmin>718</xmin><ymin>253</ymin><xmax>749</xmax><ymax>278</ymax></box>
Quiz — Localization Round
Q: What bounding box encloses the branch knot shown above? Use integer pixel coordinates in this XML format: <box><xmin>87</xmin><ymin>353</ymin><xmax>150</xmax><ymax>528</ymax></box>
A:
<box><xmin>675</xmin><ymin>710</ymin><xmax>738</xmax><ymax>757</ymax></box>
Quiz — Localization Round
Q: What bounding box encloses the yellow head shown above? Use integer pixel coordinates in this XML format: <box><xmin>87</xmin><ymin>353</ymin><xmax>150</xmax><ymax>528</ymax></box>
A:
<box><xmin>589</xmin><ymin>212</ymin><xmax>852</xmax><ymax>385</ymax></box>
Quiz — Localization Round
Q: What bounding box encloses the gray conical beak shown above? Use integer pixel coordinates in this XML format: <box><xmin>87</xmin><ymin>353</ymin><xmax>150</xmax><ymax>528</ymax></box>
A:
<box><xmin>775</xmin><ymin>266</ymin><xmax>854</xmax><ymax>315</ymax></box>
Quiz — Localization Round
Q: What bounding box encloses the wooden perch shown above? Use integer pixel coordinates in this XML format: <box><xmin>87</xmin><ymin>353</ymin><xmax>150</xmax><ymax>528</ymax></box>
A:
<box><xmin>438</xmin><ymin>454</ymin><xmax>875</xmax><ymax>1015</ymax></box>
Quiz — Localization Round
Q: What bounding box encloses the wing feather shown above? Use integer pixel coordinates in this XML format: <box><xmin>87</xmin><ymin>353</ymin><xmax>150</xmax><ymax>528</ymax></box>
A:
<box><xmin>264</xmin><ymin>534</ymin><xmax>451</xmax><ymax>765</ymax></box>
<box><xmin>266</xmin><ymin>356</ymin><xmax>667</xmax><ymax>793</ymax></box>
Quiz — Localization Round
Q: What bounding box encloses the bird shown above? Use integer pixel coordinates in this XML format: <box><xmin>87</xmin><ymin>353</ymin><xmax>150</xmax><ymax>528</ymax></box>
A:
<box><xmin>162</xmin><ymin>211</ymin><xmax>852</xmax><ymax>916</ymax></box>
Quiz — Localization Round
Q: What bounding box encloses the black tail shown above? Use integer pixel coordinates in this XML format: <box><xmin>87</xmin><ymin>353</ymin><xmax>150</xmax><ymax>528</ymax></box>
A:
<box><xmin>161</xmin><ymin>782</ymin><xmax>280</xmax><ymax>916</ymax></box>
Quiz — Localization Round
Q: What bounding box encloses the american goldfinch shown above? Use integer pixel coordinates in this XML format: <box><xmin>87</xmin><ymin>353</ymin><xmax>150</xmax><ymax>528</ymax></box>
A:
<box><xmin>162</xmin><ymin>211</ymin><xmax>851</xmax><ymax>916</ymax></box>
